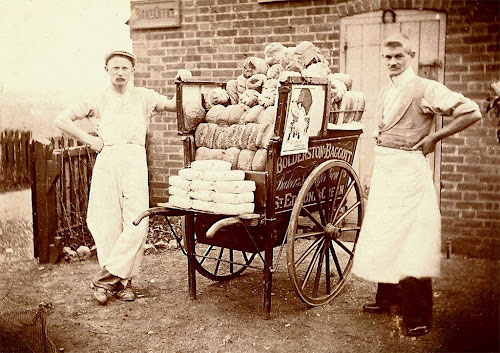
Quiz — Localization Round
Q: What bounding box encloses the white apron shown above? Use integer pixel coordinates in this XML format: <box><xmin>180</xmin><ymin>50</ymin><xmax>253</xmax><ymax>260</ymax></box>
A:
<box><xmin>352</xmin><ymin>145</ymin><xmax>441</xmax><ymax>283</ymax></box>
<box><xmin>86</xmin><ymin>89</ymin><xmax>150</xmax><ymax>279</ymax></box>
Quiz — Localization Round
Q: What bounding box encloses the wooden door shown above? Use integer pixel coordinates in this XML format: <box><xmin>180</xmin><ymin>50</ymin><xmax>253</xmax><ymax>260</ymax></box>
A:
<box><xmin>340</xmin><ymin>10</ymin><xmax>446</xmax><ymax>201</ymax></box>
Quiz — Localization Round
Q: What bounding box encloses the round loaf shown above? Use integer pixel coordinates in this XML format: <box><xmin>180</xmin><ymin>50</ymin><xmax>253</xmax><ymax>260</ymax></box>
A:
<box><xmin>206</xmin><ymin>148</ymin><xmax>225</xmax><ymax>160</ymax></box>
<box><xmin>223</xmin><ymin>147</ymin><xmax>241</xmax><ymax>169</ymax></box>
<box><xmin>236</xmin><ymin>74</ymin><xmax>247</xmax><ymax>95</ymax></box>
<box><xmin>206</xmin><ymin>105</ymin><xmax>226</xmax><ymax>125</ymax></box>
<box><xmin>246</xmin><ymin>74</ymin><xmax>267</xmax><ymax>92</ymax></box>
<box><xmin>264</xmin><ymin>42</ymin><xmax>287</xmax><ymax>66</ymax></box>
<box><xmin>243</xmin><ymin>105</ymin><xmax>265</xmax><ymax>124</ymax></box>
<box><xmin>237</xmin><ymin>149</ymin><xmax>256</xmax><ymax>171</ymax></box>
<box><xmin>195</xmin><ymin>146</ymin><xmax>210</xmax><ymax>160</ymax></box>
<box><xmin>256</xmin><ymin>123</ymin><xmax>274</xmax><ymax>149</ymax></box>
<box><xmin>225</xmin><ymin>79</ymin><xmax>239</xmax><ymax>105</ymax></box>
<box><xmin>205</xmin><ymin>87</ymin><xmax>229</xmax><ymax>109</ymax></box>
<box><xmin>239</xmin><ymin>89</ymin><xmax>260</xmax><ymax>108</ymax></box>
<box><xmin>257</xmin><ymin>106</ymin><xmax>277</xmax><ymax>125</ymax></box>
<box><xmin>266</xmin><ymin>64</ymin><xmax>284</xmax><ymax>79</ymax></box>
<box><xmin>227</xmin><ymin>104</ymin><xmax>248</xmax><ymax>125</ymax></box>
<box><xmin>252</xmin><ymin>149</ymin><xmax>267</xmax><ymax>171</ymax></box>
<box><xmin>183</xmin><ymin>101</ymin><xmax>206</xmax><ymax>131</ymax></box>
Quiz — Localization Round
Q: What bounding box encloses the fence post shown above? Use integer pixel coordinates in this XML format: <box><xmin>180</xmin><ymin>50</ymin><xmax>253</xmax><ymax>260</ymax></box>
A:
<box><xmin>31</xmin><ymin>140</ymin><xmax>60</xmax><ymax>263</ymax></box>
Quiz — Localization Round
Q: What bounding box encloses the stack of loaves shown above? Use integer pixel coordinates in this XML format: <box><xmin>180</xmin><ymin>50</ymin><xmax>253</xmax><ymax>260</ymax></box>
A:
<box><xmin>183</xmin><ymin>40</ymin><xmax>365</xmax><ymax>172</ymax></box>
<box><xmin>167</xmin><ymin>160</ymin><xmax>256</xmax><ymax>215</ymax></box>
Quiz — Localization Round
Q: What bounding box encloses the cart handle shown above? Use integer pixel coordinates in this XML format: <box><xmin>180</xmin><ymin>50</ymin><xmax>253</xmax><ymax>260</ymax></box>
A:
<box><xmin>206</xmin><ymin>217</ymin><xmax>244</xmax><ymax>238</ymax></box>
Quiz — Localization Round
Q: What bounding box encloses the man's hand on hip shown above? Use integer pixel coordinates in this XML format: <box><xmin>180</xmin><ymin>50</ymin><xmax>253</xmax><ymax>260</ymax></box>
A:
<box><xmin>412</xmin><ymin>135</ymin><xmax>437</xmax><ymax>156</ymax></box>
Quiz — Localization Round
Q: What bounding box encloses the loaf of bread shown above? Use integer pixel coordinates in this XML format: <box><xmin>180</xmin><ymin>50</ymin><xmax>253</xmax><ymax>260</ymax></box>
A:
<box><xmin>239</xmin><ymin>89</ymin><xmax>260</xmax><ymax>108</ymax></box>
<box><xmin>189</xmin><ymin>190</ymin><xmax>214</xmax><ymax>202</ymax></box>
<box><xmin>168</xmin><ymin>195</ymin><xmax>193</xmax><ymax>209</ymax></box>
<box><xmin>205</xmin><ymin>87</ymin><xmax>229</xmax><ymax>109</ymax></box>
<box><xmin>239</xmin><ymin>123</ymin><xmax>258</xmax><ymax>150</ymax></box>
<box><xmin>236</xmin><ymin>74</ymin><xmax>247</xmax><ymax>96</ymax></box>
<box><xmin>252</xmin><ymin>148</ymin><xmax>267</xmax><ymax>171</ymax></box>
<box><xmin>264</xmin><ymin>42</ymin><xmax>287</xmax><ymax>66</ymax></box>
<box><xmin>242</xmin><ymin>57</ymin><xmax>269</xmax><ymax>78</ymax></box>
<box><xmin>301</xmin><ymin>62</ymin><xmax>331</xmax><ymax>79</ymax></box>
<box><xmin>206</xmin><ymin>105</ymin><xmax>226</xmax><ymax>125</ymax></box>
<box><xmin>212</xmin><ymin>126</ymin><xmax>226</xmax><ymax>150</ymax></box>
<box><xmin>243</xmin><ymin>105</ymin><xmax>265</xmax><ymax>124</ymax></box>
<box><xmin>206</xmin><ymin>148</ymin><xmax>225</xmax><ymax>160</ymax></box>
<box><xmin>227</xmin><ymin>104</ymin><xmax>248</xmax><ymax>125</ymax></box>
<box><xmin>168</xmin><ymin>186</ymin><xmax>189</xmax><ymax>197</ymax></box>
<box><xmin>191</xmin><ymin>179</ymin><xmax>215</xmax><ymax>191</ymax></box>
<box><xmin>182</xmin><ymin>101</ymin><xmax>206</xmax><ymax>131</ymax></box>
<box><xmin>195</xmin><ymin>147</ymin><xmax>210</xmax><ymax>160</ymax></box>
<box><xmin>327</xmin><ymin>75</ymin><xmax>347</xmax><ymax>103</ymax></box>
<box><xmin>194</xmin><ymin>123</ymin><xmax>218</xmax><ymax>148</ymax></box>
<box><xmin>191</xmin><ymin>159</ymin><xmax>232</xmax><ymax>171</ymax></box>
<box><xmin>330</xmin><ymin>72</ymin><xmax>353</xmax><ymax>91</ymax></box>
<box><xmin>192</xmin><ymin>199</ymin><xmax>215</xmax><ymax>212</ymax></box>
<box><xmin>246</xmin><ymin>74</ymin><xmax>267</xmax><ymax>92</ymax></box>
<box><xmin>201</xmin><ymin>169</ymin><xmax>246</xmax><ymax>182</ymax></box>
<box><xmin>237</xmin><ymin>149</ymin><xmax>256</xmax><ymax>170</ymax></box>
<box><xmin>169</xmin><ymin>175</ymin><xmax>191</xmax><ymax>191</ymax></box>
<box><xmin>247</xmin><ymin>123</ymin><xmax>260</xmax><ymax>151</ymax></box>
<box><xmin>257</xmin><ymin>106</ymin><xmax>277</xmax><ymax>125</ymax></box>
<box><xmin>225</xmin><ymin>79</ymin><xmax>239</xmax><ymax>105</ymax></box>
<box><xmin>178</xmin><ymin>168</ymin><xmax>203</xmax><ymax>181</ymax></box>
<box><xmin>256</xmin><ymin>123</ymin><xmax>274</xmax><ymax>149</ymax></box>
<box><xmin>212</xmin><ymin>202</ymin><xmax>255</xmax><ymax>215</ymax></box>
<box><xmin>213</xmin><ymin>191</ymin><xmax>254</xmax><ymax>204</ymax></box>
<box><xmin>214</xmin><ymin>180</ymin><xmax>256</xmax><ymax>193</ymax></box>
<box><xmin>222</xmin><ymin>147</ymin><xmax>240</xmax><ymax>169</ymax></box>
<box><xmin>266</xmin><ymin>64</ymin><xmax>284</xmax><ymax>79</ymax></box>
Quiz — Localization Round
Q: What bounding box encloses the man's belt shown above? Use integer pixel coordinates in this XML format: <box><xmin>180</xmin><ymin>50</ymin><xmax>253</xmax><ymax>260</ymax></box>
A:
<box><xmin>375</xmin><ymin>139</ymin><xmax>422</xmax><ymax>151</ymax></box>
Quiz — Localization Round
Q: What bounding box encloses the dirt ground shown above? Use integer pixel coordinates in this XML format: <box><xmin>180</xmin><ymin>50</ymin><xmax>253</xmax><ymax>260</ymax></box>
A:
<box><xmin>0</xmin><ymin>248</ymin><xmax>498</xmax><ymax>353</ymax></box>
<box><xmin>0</xmin><ymin>190</ymin><xmax>499</xmax><ymax>353</ymax></box>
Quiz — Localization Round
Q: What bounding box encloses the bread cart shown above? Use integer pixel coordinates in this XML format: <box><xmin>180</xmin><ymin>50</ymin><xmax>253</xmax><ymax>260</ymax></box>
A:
<box><xmin>134</xmin><ymin>77</ymin><xmax>365</xmax><ymax>319</ymax></box>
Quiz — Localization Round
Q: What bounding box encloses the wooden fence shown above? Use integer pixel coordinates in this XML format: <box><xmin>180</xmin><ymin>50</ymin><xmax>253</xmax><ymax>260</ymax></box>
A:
<box><xmin>0</xmin><ymin>129</ymin><xmax>32</xmax><ymax>189</ymax></box>
<box><xmin>31</xmin><ymin>136</ymin><xmax>96</xmax><ymax>263</ymax></box>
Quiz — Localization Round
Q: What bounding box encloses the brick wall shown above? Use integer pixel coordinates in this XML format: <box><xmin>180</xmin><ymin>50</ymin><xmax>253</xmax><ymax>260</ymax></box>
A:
<box><xmin>131</xmin><ymin>0</ymin><xmax>500</xmax><ymax>259</ymax></box>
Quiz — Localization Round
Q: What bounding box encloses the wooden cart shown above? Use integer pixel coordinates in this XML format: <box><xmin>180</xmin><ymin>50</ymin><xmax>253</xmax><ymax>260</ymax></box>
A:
<box><xmin>134</xmin><ymin>78</ymin><xmax>365</xmax><ymax>319</ymax></box>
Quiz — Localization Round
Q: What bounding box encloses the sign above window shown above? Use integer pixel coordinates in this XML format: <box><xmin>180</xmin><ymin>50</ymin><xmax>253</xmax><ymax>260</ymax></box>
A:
<box><xmin>129</xmin><ymin>0</ymin><xmax>181</xmax><ymax>29</ymax></box>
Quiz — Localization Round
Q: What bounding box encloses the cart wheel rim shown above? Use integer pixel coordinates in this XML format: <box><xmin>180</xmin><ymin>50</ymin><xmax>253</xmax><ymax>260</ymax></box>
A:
<box><xmin>286</xmin><ymin>159</ymin><xmax>364</xmax><ymax>306</ymax></box>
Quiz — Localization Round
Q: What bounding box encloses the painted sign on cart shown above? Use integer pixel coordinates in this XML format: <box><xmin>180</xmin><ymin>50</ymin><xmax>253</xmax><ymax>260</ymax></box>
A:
<box><xmin>130</xmin><ymin>0</ymin><xmax>180</xmax><ymax>29</ymax></box>
<box><xmin>275</xmin><ymin>137</ymin><xmax>356</xmax><ymax>213</ymax></box>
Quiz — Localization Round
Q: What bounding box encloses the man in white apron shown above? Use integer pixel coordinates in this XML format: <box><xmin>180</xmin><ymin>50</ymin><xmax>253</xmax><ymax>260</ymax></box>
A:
<box><xmin>352</xmin><ymin>33</ymin><xmax>481</xmax><ymax>336</ymax></box>
<box><xmin>55</xmin><ymin>44</ymin><xmax>191</xmax><ymax>305</ymax></box>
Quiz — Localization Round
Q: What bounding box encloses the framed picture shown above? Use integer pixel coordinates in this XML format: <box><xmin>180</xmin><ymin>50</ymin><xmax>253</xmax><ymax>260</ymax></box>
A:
<box><xmin>280</xmin><ymin>84</ymin><xmax>326</xmax><ymax>156</ymax></box>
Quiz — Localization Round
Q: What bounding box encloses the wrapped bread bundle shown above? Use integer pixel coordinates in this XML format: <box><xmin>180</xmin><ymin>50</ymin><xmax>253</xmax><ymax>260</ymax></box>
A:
<box><xmin>214</xmin><ymin>180</ymin><xmax>256</xmax><ymax>193</ymax></box>
<box><xmin>195</xmin><ymin>147</ymin><xmax>210</xmax><ymax>160</ymax></box>
<box><xmin>327</xmin><ymin>74</ymin><xmax>347</xmax><ymax>103</ymax></box>
<box><xmin>330</xmin><ymin>72</ymin><xmax>353</xmax><ymax>91</ymax></box>
<box><xmin>266</xmin><ymin>64</ymin><xmax>284</xmax><ymax>80</ymax></box>
<box><xmin>192</xmin><ymin>199</ymin><xmax>215</xmax><ymax>212</ymax></box>
<box><xmin>242</xmin><ymin>57</ymin><xmax>269</xmax><ymax>78</ymax></box>
<box><xmin>252</xmin><ymin>148</ymin><xmax>267</xmax><ymax>171</ymax></box>
<box><xmin>237</xmin><ymin>149</ymin><xmax>256</xmax><ymax>170</ymax></box>
<box><xmin>228</xmin><ymin>125</ymin><xmax>245</xmax><ymax>148</ymax></box>
<box><xmin>257</xmin><ymin>106</ymin><xmax>277</xmax><ymax>125</ymax></box>
<box><xmin>212</xmin><ymin>202</ymin><xmax>255</xmax><ymax>215</ymax></box>
<box><xmin>191</xmin><ymin>159</ymin><xmax>232</xmax><ymax>171</ymax></box>
<box><xmin>223</xmin><ymin>147</ymin><xmax>241</xmax><ymax>169</ymax></box>
<box><xmin>280</xmin><ymin>47</ymin><xmax>303</xmax><ymax>73</ymax></box>
<box><xmin>239</xmin><ymin>89</ymin><xmax>260</xmax><ymax>107</ymax></box>
<box><xmin>213</xmin><ymin>191</ymin><xmax>254</xmax><ymax>204</ymax></box>
<box><xmin>169</xmin><ymin>195</ymin><xmax>193</xmax><ymax>209</ymax></box>
<box><xmin>168</xmin><ymin>186</ymin><xmax>189</xmax><ymax>197</ymax></box>
<box><xmin>201</xmin><ymin>169</ymin><xmax>246</xmax><ymax>182</ymax></box>
<box><xmin>301</xmin><ymin>62</ymin><xmax>331</xmax><ymax>79</ymax></box>
<box><xmin>294</xmin><ymin>41</ymin><xmax>320</xmax><ymax>67</ymax></box>
<box><xmin>183</xmin><ymin>101</ymin><xmax>206</xmax><ymax>131</ymax></box>
<box><xmin>205</xmin><ymin>87</ymin><xmax>229</xmax><ymax>109</ymax></box>
<box><xmin>226</xmin><ymin>79</ymin><xmax>239</xmax><ymax>105</ymax></box>
<box><xmin>264</xmin><ymin>42</ymin><xmax>287</xmax><ymax>66</ymax></box>
<box><xmin>236</xmin><ymin>74</ymin><xmax>247</xmax><ymax>96</ymax></box>
<box><xmin>246</xmin><ymin>74</ymin><xmax>267</xmax><ymax>93</ymax></box>
<box><xmin>256</xmin><ymin>123</ymin><xmax>275</xmax><ymax>149</ymax></box>
<box><xmin>189</xmin><ymin>190</ymin><xmax>214</xmax><ymax>202</ymax></box>
<box><xmin>206</xmin><ymin>148</ymin><xmax>225</xmax><ymax>160</ymax></box>
<box><xmin>206</xmin><ymin>105</ymin><xmax>226</xmax><ymax>125</ymax></box>
<box><xmin>194</xmin><ymin>123</ymin><xmax>218</xmax><ymax>148</ymax></box>
<box><xmin>227</xmin><ymin>104</ymin><xmax>248</xmax><ymax>125</ymax></box>
<box><xmin>239</xmin><ymin>123</ymin><xmax>259</xmax><ymax>150</ymax></box>
<box><xmin>243</xmin><ymin>105</ymin><xmax>265</xmax><ymax>124</ymax></box>
<box><xmin>191</xmin><ymin>179</ymin><xmax>214</xmax><ymax>191</ymax></box>
<box><xmin>178</xmin><ymin>168</ymin><xmax>203</xmax><ymax>181</ymax></box>
<box><xmin>169</xmin><ymin>175</ymin><xmax>191</xmax><ymax>191</ymax></box>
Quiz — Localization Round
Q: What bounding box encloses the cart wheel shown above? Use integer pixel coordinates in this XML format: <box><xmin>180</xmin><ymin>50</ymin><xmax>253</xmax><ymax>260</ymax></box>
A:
<box><xmin>286</xmin><ymin>160</ymin><xmax>364</xmax><ymax>306</ymax></box>
<box><xmin>193</xmin><ymin>241</ymin><xmax>257</xmax><ymax>282</ymax></box>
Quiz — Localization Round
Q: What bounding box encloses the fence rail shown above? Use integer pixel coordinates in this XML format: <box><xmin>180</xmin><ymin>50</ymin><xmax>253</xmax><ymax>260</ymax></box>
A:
<box><xmin>0</xmin><ymin>129</ymin><xmax>32</xmax><ymax>189</ymax></box>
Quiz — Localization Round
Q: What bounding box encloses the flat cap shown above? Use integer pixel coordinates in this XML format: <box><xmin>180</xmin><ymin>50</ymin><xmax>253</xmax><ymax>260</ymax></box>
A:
<box><xmin>105</xmin><ymin>50</ymin><xmax>136</xmax><ymax>67</ymax></box>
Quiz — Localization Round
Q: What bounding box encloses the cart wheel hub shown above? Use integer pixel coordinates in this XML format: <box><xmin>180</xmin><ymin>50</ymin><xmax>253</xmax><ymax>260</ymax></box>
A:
<box><xmin>325</xmin><ymin>223</ymin><xmax>341</xmax><ymax>239</ymax></box>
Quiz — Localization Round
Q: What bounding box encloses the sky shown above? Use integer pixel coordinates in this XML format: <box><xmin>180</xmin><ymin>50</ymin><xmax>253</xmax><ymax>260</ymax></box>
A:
<box><xmin>0</xmin><ymin>0</ymin><xmax>131</xmax><ymax>103</ymax></box>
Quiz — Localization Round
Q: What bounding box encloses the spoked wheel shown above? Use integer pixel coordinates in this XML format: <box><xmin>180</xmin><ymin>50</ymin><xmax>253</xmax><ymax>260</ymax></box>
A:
<box><xmin>286</xmin><ymin>160</ymin><xmax>364</xmax><ymax>306</ymax></box>
<box><xmin>193</xmin><ymin>240</ymin><xmax>257</xmax><ymax>282</ymax></box>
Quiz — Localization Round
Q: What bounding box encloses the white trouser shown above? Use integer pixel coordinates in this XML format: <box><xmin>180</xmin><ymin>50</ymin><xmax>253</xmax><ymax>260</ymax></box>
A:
<box><xmin>87</xmin><ymin>144</ymin><xmax>149</xmax><ymax>279</ymax></box>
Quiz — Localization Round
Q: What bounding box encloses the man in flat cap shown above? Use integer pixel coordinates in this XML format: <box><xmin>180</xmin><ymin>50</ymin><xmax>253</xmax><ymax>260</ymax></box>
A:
<box><xmin>352</xmin><ymin>33</ymin><xmax>481</xmax><ymax>336</ymax></box>
<box><xmin>55</xmin><ymin>45</ymin><xmax>191</xmax><ymax>305</ymax></box>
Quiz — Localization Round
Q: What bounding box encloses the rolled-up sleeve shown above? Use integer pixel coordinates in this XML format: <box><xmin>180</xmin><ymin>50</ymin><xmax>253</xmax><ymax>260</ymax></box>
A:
<box><xmin>144</xmin><ymin>88</ymin><xmax>169</xmax><ymax>117</ymax></box>
<box><xmin>421</xmin><ymin>81</ymin><xmax>481</xmax><ymax>118</ymax></box>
